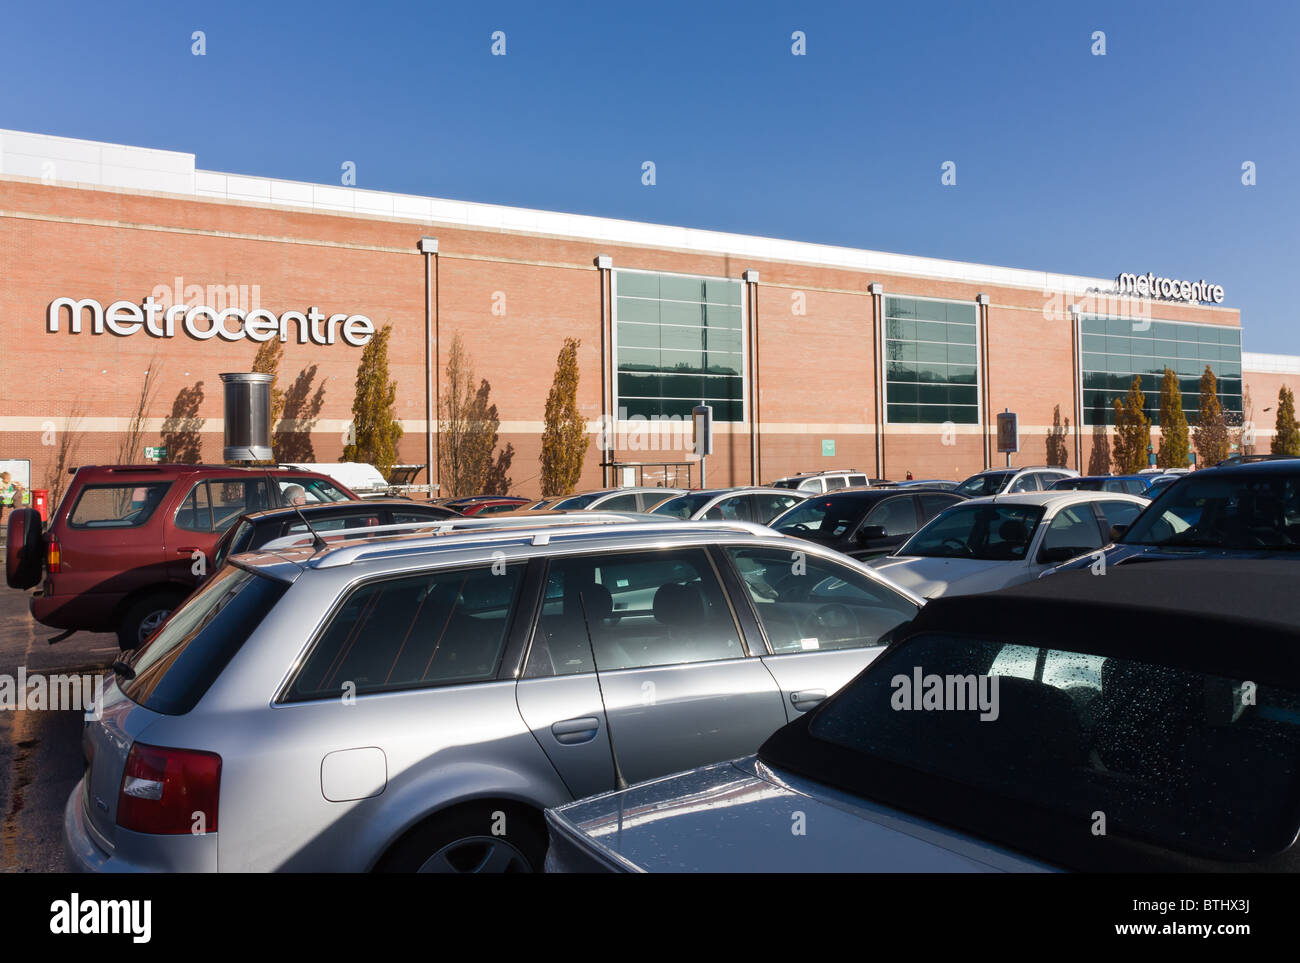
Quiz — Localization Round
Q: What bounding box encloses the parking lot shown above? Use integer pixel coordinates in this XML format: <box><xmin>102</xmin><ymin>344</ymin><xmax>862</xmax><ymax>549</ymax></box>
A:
<box><xmin>0</xmin><ymin>583</ymin><xmax>115</xmax><ymax>872</ymax></box>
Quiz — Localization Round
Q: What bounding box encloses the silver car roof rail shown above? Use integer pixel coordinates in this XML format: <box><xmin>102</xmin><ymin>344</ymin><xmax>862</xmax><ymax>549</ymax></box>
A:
<box><xmin>257</xmin><ymin>512</ymin><xmax>668</xmax><ymax>553</ymax></box>
<box><xmin>307</xmin><ymin>518</ymin><xmax>773</xmax><ymax>569</ymax></box>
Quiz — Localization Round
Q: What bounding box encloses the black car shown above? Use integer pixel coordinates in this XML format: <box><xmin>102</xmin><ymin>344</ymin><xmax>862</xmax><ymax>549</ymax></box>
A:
<box><xmin>548</xmin><ymin>560</ymin><xmax>1300</xmax><ymax>872</ymax></box>
<box><xmin>210</xmin><ymin>498</ymin><xmax>461</xmax><ymax>571</ymax></box>
<box><xmin>768</xmin><ymin>486</ymin><xmax>964</xmax><ymax>559</ymax></box>
<box><xmin>1044</xmin><ymin>459</ymin><xmax>1300</xmax><ymax>575</ymax></box>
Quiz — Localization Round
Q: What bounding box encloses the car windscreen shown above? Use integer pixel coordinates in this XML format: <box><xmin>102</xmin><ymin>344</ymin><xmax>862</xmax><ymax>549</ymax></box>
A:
<box><xmin>954</xmin><ymin>472</ymin><xmax>1012</xmax><ymax>497</ymax></box>
<box><xmin>899</xmin><ymin>503</ymin><xmax>1045</xmax><ymax>560</ymax></box>
<box><xmin>763</xmin><ymin>632</ymin><xmax>1300</xmax><ymax>863</ymax></box>
<box><xmin>1122</xmin><ymin>473</ymin><xmax>1300</xmax><ymax>550</ymax></box>
<box><xmin>651</xmin><ymin>493</ymin><xmax>714</xmax><ymax>518</ymax></box>
<box><xmin>1051</xmin><ymin>479</ymin><xmax>1097</xmax><ymax>491</ymax></box>
<box><xmin>118</xmin><ymin>565</ymin><xmax>289</xmax><ymax>715</ymax></box>
<box><xmin>771</xmin><ymin>494</ymin><xmax>875</xmax><ymax>539</ymax></box>
<box><xmin>771</xmin><ymin>479</ymin><xmax>800</xmax><ymax>490</ymax></box>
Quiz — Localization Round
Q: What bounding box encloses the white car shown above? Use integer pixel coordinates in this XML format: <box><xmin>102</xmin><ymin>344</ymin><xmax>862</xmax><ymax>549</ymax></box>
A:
<box><xmin>868</xmin><ymin>491</ymin><xmax>1148</xmax><ymax>598</ymax></box>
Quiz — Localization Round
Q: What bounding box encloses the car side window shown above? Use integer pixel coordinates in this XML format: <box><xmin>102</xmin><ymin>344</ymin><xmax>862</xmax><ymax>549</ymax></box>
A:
<box><xmin>918</xmin><ymin>493</ymin><xmax>960</xmax><ymax>521</ymax></box>
<box><xmin>824</xmin><ymin>476</ymin><xmax>847</xmax><ymax>490</ymax></box>
<box><xmin>1096</xmin><ymin>499</ymin><xmax>1143</xmax><ymax>533</ymax></box>
<box><xmin>176</xmin><ymin>479</ymin><xmax>270</xmax><ymax>533</ymax></box>
<box><xmin>704</xmin><ymin>495</ymin><xmax>752</xmax><ymax>522</ymax></box>
<box><xmin>599</xmin><ymin>492</ymin><xmax>641</xmax><ymax>512</ymax></box>
<box><xmin>279</xmin><ymin>477</ymin><xmax>350</xmax><ymax>505</ymax></box>
<box><xmin>1008</xmin><ymin>473</ymin><xmax>1040</xmax><ymax>493</ymax></box>
<box><xmin>863</xmin><ymin>496</ymin><xmax>919</xmax><ymax>536</ymax></box>
<box><xmin>69</xmin><ymin>483</ymin><xmax>173</xmax><ymax>529</ymax></box>
<box><xmin>1038</xmin><ymin>505</ymin><xmax>1104</xmax><ymax>561</ymax></box>
<box><xmin>523</xmin><ymin>548</ymin><xmax>743</xmax><ymax>677</ymax></box>
<box><xmin>754</xmin><ymin>493</ymin><xmax>800</xmax><ymax>523</ymax></box>
<box><xmin>848</xmin><ymin>475</ymin><xmax>868</xmax><ymax>487</ymax></box>
<box><xmin>725</xmin><ymin>546</ymin><xmax>917</xmax><ymax>654</ymax></box>
<box><xmin>285</xmin><ymin>564</ymin><xmax>525</xmax><ymax>701</ymax></box>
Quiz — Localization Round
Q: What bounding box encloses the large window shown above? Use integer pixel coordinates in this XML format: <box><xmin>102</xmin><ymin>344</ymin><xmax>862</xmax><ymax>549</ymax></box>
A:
<box><xmin>1081</xmin><ymin>316</ymin><xmax>1242</xmax><ymax>427</ymax></box>
<box><xmin>615</xmin><ymin>271</ymin><xmax>744</xmax><ymax>422</ymax></box>
<box><xmin>884</xmin><ymin>296</ymin><xmax>979</xmax><ymax>424</ymax></box>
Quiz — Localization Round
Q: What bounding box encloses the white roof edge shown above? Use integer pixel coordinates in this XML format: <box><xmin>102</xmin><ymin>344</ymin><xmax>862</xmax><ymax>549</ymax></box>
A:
<box><xmin>1243</xmin><ymin>351</ymin><xmax>1300</xmax><ymax>374</ymax></box>
<box><xmin>0</xmin><ymin>127</ymin><xmax>1234</xmax><ymax>301</ymax></box>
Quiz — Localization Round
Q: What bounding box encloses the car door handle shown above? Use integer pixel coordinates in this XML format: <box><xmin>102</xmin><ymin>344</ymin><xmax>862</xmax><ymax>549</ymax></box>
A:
<box><xmin>174</xmin><ymin>546</ymin><xmax>201</xmax><ymax>555</ymax></box>
<box><xmin>550</xmin><ymin>717</ymin><xmax>601</xmax><ymax>745</ymax></box>
<box><xmin>790</xmin><ymin>689</ymin><xmax>826</xmax><ymax>711</ymax></box>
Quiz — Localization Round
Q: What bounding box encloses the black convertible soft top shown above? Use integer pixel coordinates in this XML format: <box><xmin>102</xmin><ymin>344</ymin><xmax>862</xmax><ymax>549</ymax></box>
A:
<box><xmin>903</xmin><ymin>560</ymin><xmax>1300</xmax><ymax>688</ymax></box>
<box><xmin>759</xmin><ymin>558</ymin><xmax>1300</xmax><ymax>872</ymax></box>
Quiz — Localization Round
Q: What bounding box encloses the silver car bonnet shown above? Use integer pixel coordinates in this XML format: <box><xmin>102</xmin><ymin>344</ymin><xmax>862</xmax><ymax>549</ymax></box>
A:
<box><xmin>548</xmin><ymin>757</ymin><xmax>1055</xmax><ymax>873</ymax></box>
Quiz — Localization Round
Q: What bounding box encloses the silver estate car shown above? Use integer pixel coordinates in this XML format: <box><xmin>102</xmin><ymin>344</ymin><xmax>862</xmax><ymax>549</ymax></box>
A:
<box><xmin>65</xmin><ymin>516</ymin><xmax>921</xmax><ymax>872</ymax></box>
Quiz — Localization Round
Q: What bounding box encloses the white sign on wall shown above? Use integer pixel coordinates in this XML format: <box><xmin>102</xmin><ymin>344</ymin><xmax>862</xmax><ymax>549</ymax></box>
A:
<box><xmin>47</xmin><ymin>297</ymin><xmax>376</xmax><ymax>347</ymax></box>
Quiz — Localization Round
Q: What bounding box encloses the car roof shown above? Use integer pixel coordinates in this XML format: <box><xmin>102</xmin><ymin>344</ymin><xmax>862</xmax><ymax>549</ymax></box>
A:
<box><xmin>237</xmin><ymin>499</ymin><xmax>453</xmax><ymax>524</ymax></box>
<box><xmin>959</xmin><ymin>491</ymin><xmax>1146</xmax><ymax>509</ymax></box>
<box><xmin>906</xmin><ymin>560</ymin><xmax>1300</xmax><ymax>686</ymax></box>
<box><xmin>1199</xmin><ymin>459</ymin><xmax>1300</xmax><ymax>477</ymax></box>
<box><xmin>73</xmin><ymin>464</ymin><xmax>337</xmax><ymax>479</ymax></box>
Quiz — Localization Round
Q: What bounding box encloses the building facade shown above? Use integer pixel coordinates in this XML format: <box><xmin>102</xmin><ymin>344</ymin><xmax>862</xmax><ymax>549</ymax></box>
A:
<box><xmin>0</xmin><ymin>129</ymin><xmax>1291</xmax><ymax>498</ymax></box>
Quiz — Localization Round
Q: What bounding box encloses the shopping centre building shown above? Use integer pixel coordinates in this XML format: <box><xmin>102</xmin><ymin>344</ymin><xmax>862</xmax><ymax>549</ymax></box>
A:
<box><xmin>1</xmin><ymin>128</ymin><xmax>1295</xmax><ymax>497</ymax></box>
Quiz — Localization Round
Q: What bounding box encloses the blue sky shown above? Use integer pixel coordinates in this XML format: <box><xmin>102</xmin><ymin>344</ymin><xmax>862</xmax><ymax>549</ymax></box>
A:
<box><xmin>3</xmin><ymin>0</ymin><xmax>1296</xmax><ymax>351</ymax></box>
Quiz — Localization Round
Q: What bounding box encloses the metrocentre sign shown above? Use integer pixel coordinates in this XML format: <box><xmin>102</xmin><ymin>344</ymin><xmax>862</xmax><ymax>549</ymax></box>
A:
<box><xmin>1116</xmin><ymin>272</ymin><xmax>1224</xmax><ymax>305</ymax></box>
<box><xmin>46</xmin><ymin>296</ymin><xmax>376</xmax><ymax>347</ymax></box>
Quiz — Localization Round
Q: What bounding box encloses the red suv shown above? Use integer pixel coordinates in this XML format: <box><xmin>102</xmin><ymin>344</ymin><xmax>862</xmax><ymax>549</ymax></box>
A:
<box><xmin>6</xmin><ymin>464</ymin><xmax>355</xmax><ymax>649</ymax></box>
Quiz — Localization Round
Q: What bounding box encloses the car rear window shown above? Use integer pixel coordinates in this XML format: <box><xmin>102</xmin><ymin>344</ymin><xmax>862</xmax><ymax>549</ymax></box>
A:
<box><xmin>67</xmin><ymin>483</ymin><xmax>171</xmax><ymax>528</ymax></box>
<box><xmin>799</xmin><ymin>632</ymin><xmax>1300</xmax><ymax>862</ymax></box>
<box><xmin>119</xmin><ymin>565</ymin><xmax>288</xmax><ymax>715</ymax></box>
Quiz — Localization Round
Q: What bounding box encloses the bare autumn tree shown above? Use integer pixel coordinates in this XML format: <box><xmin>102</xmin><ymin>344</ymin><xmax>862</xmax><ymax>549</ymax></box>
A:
<box><xmin>47</xmin><ymin>403</ymin><xmax>87</xmax><ymax>512</ymax></box>
<box><xmin>1111</xmin><ymin>377</ymin><xmax>1150</xmax><ymax>474</ymax></box>
<box><xmin>251</xmin><ymin>340</ymin><xmax>287</xmax><ymax>459</ymax></box>
<box><xmin>118</xmin><ymin>359</ymin><xmax>164</xmax><ymax>465</ymax></box>
<box><xmin>1156</xmin><ymin>367</ymin><xmax>1190</xmax><ymax>469</ymax></box>
<box><xmin>342</xmin><ymin>323</ymin><xmax>402</xmax><ymax>476</ymax></box>
<box><xmin>1194</xmin><ymin>366</ymin><xmax>1231</xmax><ymax>467</ymax></box>
<box><xmin>541</xmin><ymin>338</ymin><xmax>589</xmax><ymax>495</ymax></box>
<box><xmin>438</xmin><ymin>333</ymin><xmax>477</xmax><ymax>497</ymax></box>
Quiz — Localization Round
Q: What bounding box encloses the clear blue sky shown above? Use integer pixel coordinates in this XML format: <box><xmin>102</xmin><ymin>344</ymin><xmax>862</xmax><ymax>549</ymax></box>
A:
<box><xmin>3</xmin><ymin>0</ymin><xmax>1296</xmax><ymax>351</ymax></box>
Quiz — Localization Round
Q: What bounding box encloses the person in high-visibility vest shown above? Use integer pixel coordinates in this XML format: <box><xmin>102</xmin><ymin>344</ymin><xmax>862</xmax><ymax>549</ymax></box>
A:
<box><xmin>0</xmin><ymin>472</ymin><xmax>27</xmax><ymax>532</ymax></box>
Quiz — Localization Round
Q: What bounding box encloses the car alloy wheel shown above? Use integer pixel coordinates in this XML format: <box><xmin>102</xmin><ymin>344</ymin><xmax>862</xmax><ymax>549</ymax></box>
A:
<box><xmin>417</xmin><ymin>835</ymin><xmax>533</xmax><ymax>873</ymax></box>
<box><xmin>137</xmin><ymin>608</ymin><xmax>171</xmax><ymax>645</ymax></box>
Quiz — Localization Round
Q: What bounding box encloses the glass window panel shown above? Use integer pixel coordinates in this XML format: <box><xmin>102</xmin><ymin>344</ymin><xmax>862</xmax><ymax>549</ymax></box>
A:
<box><xmin>619</xmin><ymin>322</ymin><xmax>660</xmax><ymax>350</ymax></box>
<box><xmin>886</xmin><ymin>297</ymin><xmax>917</xmax><ymax>320</ymax></box>
<box><xmin>1106</xmin><ymin>336</ymin><xmax>1131</xmax><ymax>354</ymax></box>
<box><xmin>617</xmin><ymin>346</ymin><xmax>660</xmax><ymax>370</ymax></box>
<box><xmin>887</xmin><ymin>404</ymin><xmax>919</xmax><ymax>423</ymax></box>
<box><xmin>915</xmin><ymin>299</ymin><xmax>947</xmax><ymax>322</ymax></box>
<box><xmin>950</xmin><ymin>385</ymin><xmax>979</xmax><ymax>406</ymax></box>
<box><xmin>616</xmin><ymin>272</ymin><xmax>660</xmax><ymax>299</ymax></box>
<box><xmin>616</xmin><ymin>297</ymin><xmax>660</xmax><ymax>324</ymax></box>
<box><xmin>948</xmin><ymin>303</ymin><xmax>977</xmax><ymax>325</ymax></box>
<box><xmin>947</xmin><ymin>322</ymin><xmax>977</xmax><ymax>344</ymax></box>
<box><xmin>704</xmin><ymin>279</ymin><xmax>742</xmax><ymax>306</ymax></box>
<box><xmin>948</xmin><ymin>364</ymin><xmax>977</xmax><ymax>385</ymax></box>
<box><xmin>702</xmin><ymin>304</ymin><xmax>742</xmax><ymax>328</ymax></box>
<box><xmin>658</xmin><ymin>275</ymin><xmax>707</xmax><ymax>302</ymax></box>
<box><xmin>659</xmin><ymin>300</ymin><xmax>704</xmax><ymax>325</ymax></box>
<box><xmin>659</xmin><ymin>325</ymin><xmax>705</xmax><ymax>352</ymax></box>
<box><xmin>886</xmin><ymin>340</ymin><xmax>917</xmax><ymax>363</ymax></box>
<box><xmin>887</xmin><ymin>361</ymin><xmax>916</xmax><ymax>382</ymax></box>
<box><xmin>1152</xmin><ymin>321</ymin><xmax>1180</xmax><ymax>341</ymax></box>
<box><xmin>918</xmin><ymin>384</ymin><xmax>949</xmax><ymax>406</ymax></box>
<box><xmin>1106</xmin><ymin>317</ymin><xmax>1131</xmax><ymax>336</ymax></box>
<box><xmin>916</xmin><ymin>320</ymin><xmax>947</xmax><ymax>343</ymax></box>
<box><xmin>1082</xmin><ymin>334</ymin><xmax>1107</xmax><ymax>354</ymax></box>
<box><xmin>889</xmin><ymin>382</ymin><xmax>919</xmax><ymax>404</ymax></box>
<box><xmin>947</xmin><ymin>344</ymin><xmax>978</xmax><ymax>366</ymax></box>
<box><xmin>918</xmin><ymin>342</ymin><xmax>948</xmax><ymax>364</ymax></box>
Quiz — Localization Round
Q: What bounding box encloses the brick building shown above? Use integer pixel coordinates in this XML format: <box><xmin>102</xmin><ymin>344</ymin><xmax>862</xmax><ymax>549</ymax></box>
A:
<box><xmin>0</xmin><ymin>129</ymin><xmax>1293</xmax><ymax>499</ymax></box>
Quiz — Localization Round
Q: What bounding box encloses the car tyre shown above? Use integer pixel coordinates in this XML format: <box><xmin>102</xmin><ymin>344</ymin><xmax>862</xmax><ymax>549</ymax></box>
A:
<box><xmin>117</xmin><ymin>590</ymin><xmax>188</xmax><ymax>651</ymax></box>
<box><xmin>375</xmin><ymin>804</ymin><xmax>545</xmax><ymax>874</ymax></box>
<box><xmin>5</xmin><ymin>508</ymin><xmax>43</xmax><ymax>590</ymax></box>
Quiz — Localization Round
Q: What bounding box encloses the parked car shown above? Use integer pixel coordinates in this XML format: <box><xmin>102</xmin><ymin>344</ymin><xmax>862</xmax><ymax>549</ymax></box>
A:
<box><xmin>209</xmin><ymin>499</ymin><xmax>463</xmax><ymax>574</ymax></box>
<box><xmin>1042</xmin><ymin>459</ymin><xmax>1300</xmax><ymax>576</ymax></box>
<box><xmin>1216</xmin><ymin>454</ymin><xmax>1299</xmax><ymax>467</ymax></box>
<box><xmin>954</xmin><ymin>466</ymin><xmax>1079</xmax><ymax>497</ymax></box>
<box><xmin>869</xmin><ymin>491</ymin><xmax>1148</xmax><ymax>597</ymax></box>
<box><xmin>1048</xmin><ymin>474</ymin><xmax>1151</xmax><ymax>497</ymax></box>
<box><xmin>879</xmin><ymin>479</ymin><xmax>960</xmax><ymax>491</ymax></box>
<box><xmin>769</xmin><ymin>487</ymin><xmax>965</xmax><ymax>560</ymax></box>
<box><xmin>442</xmin><ymin>496</ymin><xmax>532</xmax><ymax>515</ymax></box>
<box><xmin>647</xmin><ymin>487</ymin><xmax>808</xmax><ymax>524</ymax></box>
<box><xmin>547</xmin><ymin>487</ymin><xmax>686</xmax><ymax>512</ymax></box>
<box><xmin>545</xmin><ymin>560</ymin><xmax>1300</xmax><ymax>872</ymax></box>
<box><xmin>770</xmin><ymin>470</ymin><xmax>886</xmax><ymax>493</ymax></box>
<box><xmin>1141</xmin><ymin>473</ymin><xmax>1181</xmax><ymax>497</ymax></box>
<box><xmin>63</xmin><ymin>517</ymin><xmax>920</xmax><ymax>873</ymax></box>
<box><xmin>5</xmin><ymin>463</ymin><xmax>355</xmax><ymax>649</ymax></box>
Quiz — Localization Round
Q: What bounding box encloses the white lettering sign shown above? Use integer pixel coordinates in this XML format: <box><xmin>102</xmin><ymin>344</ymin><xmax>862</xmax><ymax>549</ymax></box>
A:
<box><xmin>47</xmin><ymin>297</ymin><xmax>375</xmax><ymax>347</ymax></box>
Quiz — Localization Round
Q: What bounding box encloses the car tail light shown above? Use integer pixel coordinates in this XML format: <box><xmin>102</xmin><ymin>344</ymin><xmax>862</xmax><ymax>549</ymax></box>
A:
<box><xmin>46</xmin><ymin>536</ymin><xmax>60</xmax><ymax>574</ymax></box>
<box><xmin>117</xmin><ymin>743</ymin><xmax>221</xmax><ymax>835</ymax></box>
